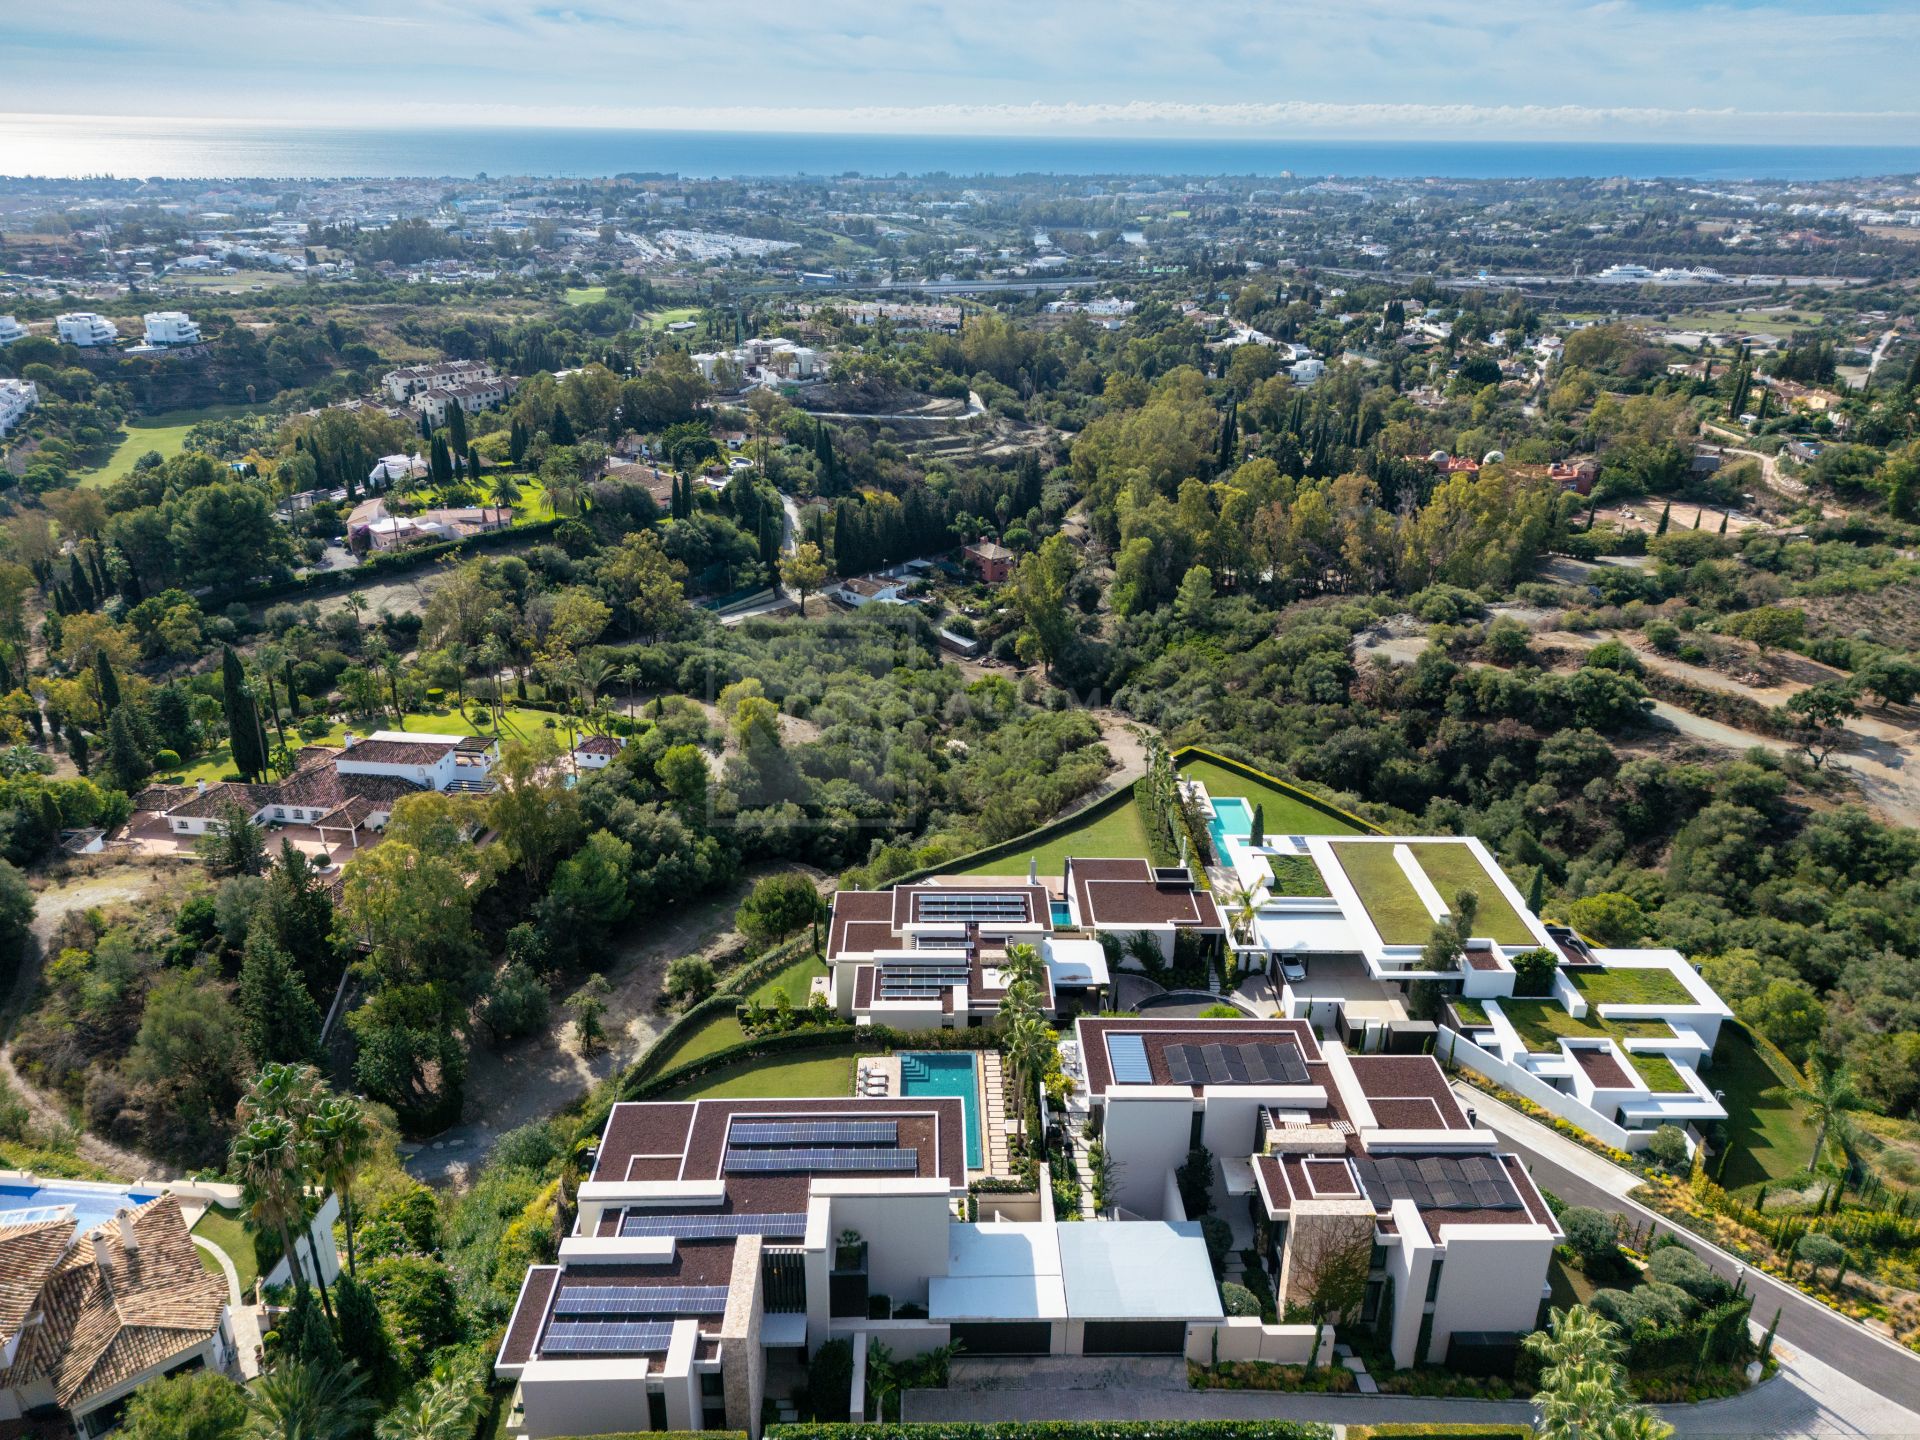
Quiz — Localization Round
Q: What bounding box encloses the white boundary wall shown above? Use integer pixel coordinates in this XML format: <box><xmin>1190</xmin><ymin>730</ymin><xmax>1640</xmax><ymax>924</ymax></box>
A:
<box><xmin>1435</xmin><ymin>1029</ymin><xmax>1643</xmax><ymax>1152</ymax></box>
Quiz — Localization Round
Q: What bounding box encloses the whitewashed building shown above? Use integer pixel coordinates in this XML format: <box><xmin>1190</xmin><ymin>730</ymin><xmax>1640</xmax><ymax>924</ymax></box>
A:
<box><xmin>0</xmin><ymin>379</ymin><xmax>37</xmax><ymax>437</ymax></box>
<box><xmin>142</xmin><ymin>311</ymin><xmax>202</xmax><ymax>346</ymax></box>
<box><xmin>55</xmin><ymin>313</ymin><xmax>118</xmax><ymax>347</ymax></box>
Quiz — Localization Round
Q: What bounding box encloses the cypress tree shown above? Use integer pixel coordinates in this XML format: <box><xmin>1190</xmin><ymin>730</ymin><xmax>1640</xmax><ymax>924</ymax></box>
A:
<box><xmin>222</xmin><ymin>645</ymin><xmax>264</xmax><ymax>782</ymax></box>
<box><xmin>445</xmin><ymin>400</ymin><xmax>469</xmax><ymax>464</ymax></box>
<box><xmin>550</xmin><ymin>404</ymin><xmax>576</xmax><ymax>447</ymax></box>
<box><xmin>86</xmin><ymin>546</ymin><xmax>109</xmax><ymax>599</ymax></box>
<box><xmin>1655</xmin><ymin>502</ymin><xmax>1671</xmax><ymax>536</ymax></box>
<box><xmin>64</xmin><ymin>723</ymin><xmax>89</xmax><ymax>776</ymax></box>
<box><xmin>418</xmin><ymin>410</ymin><xmax>432</xmax><ymax>441</ymax></box>
<box><xmin>68</xmin><ymin>554</ymin><xmax>95</xmax><ymax>612</ymax></box>
<box><xmin>1527</xmin><ymin>867</ymin><xmax>1547</xmax><ymax>916</ymax></box>
<box><xmin>1719</xmin><ymin>511</ymin><xmax>1729</xmax><ymax>535</ymax></box>
<box><xmin>510</xmin><ymin>416</ymin><xmax>528</xmax><ymax>464</ymax></box>
<box><xmin>429</xmin><ymin>434</ymin><xmax>452</xmax><ymax>488</ymax></box>
<box><xmin>94</xmin><ymin>649</ymin><xmax>121</xmax><ymax>719</ymax></box>
<box><xmin>105</xmin><ymin>709</ymin><xmax>151</xmax><ymax>790</ymax></box>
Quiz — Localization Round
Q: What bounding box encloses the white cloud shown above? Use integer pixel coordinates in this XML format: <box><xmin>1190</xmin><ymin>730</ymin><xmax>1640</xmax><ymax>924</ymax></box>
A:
<box><xmin>7</xmin><ymin>0</ymin><xmax>1920</xmax><ymax>141</ymax></box>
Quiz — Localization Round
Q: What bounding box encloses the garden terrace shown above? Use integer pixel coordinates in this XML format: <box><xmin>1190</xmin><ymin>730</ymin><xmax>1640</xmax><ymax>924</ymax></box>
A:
<box><xmin>1567</xmin><ymin>968</ymin><xmax>1694</xmax><ymax>1007</ymax></box>
<box><xmin>1328</xmin><ymin>842</ymin><xmax>1433</xmax><ymax>945</ymax></box>
<box><xmin>1406</xmin><ymin>842</ymin><xmax>1534</xmax><ymax>946</ymax></box>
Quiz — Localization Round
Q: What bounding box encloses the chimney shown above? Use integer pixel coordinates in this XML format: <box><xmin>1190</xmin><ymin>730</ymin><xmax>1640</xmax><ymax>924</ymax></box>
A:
<box><xmin>343</xmin><ymin>732</ymin><xmax>357</xmax><ymax>750</ymax></box>
<box><xmin>1028</xmin><ymin>857</ymin><xmax>1038</xmax><ymax>885</ymax></box>
<box><xmin>196</xmin><ymin>779</ymin><xmax>207</xmax><ymax>795</ymax></box>
<box><xmin>117</xmin><ymin>1206</ymin><xmax>139</xmax><ymax>1252</ymax></box>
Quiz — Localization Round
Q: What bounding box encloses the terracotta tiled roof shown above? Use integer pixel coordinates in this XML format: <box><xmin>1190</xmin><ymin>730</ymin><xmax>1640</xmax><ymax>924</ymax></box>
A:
<box><xmin>131</xmin><ymin>785</ymin><xmax>196</xmax><ymax>814</ymax></box>
<box><xmin>341</xmin><ymin>738</ymin><xmax>458</xmax><ymax>764</ymax></box>
<box><xmin>164</xmin><ymin>782</ymin><xmax>278</xmax><ymax>820</ymax></box>
<box><xmin>0</xmin><ymin>1216</ymin><xmax>77</xmax><ymax>1347</ymax></box>
<box><xmin>0</xmin><ymin>1196</ymin><xmax>227</xmax><ymax>1408</ymax></box>
<box><xmin>575</xmin><ymin>735</ymin><xmax>622</xmax><ymax>756</ymax></box>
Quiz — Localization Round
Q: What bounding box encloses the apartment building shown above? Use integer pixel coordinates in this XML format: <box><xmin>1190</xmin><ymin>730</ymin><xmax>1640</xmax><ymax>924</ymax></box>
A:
<box><xmin>1068</xmin><ymin>1016</ymin><xmax>1559</xmax><ymax>1371</ymax></box>
<box><xmin>0</xmin><ymin>316</ymin><xmax>26</xmax><ymax>346</ymax></box>
<box><xmin>55</xmin><ymin>313</ymin><xmax>118</xmax><ymax>347</ymax></box>
<box><xmin>381</xmin><ymin>358</ymin><xmax>498</xmax><ymax>403</ymax></box>
<box><xmin>409</xmin><ymin>373</ymin><xmax>517</xmax><ymax>423</ymax></box>
<box><xmin>0</xmin><ymin>379</ymin><xmax>37</xmax><ymax>438</ymax></box>
<box><xmin>142</xmin><ymin>311</ymin><xmax>202</xmax><ymax>346</ymax></box>
<box><xmin>496</xmin><ymin>1095</ymin><xmax>1234</xmax><ymax>1438</ymax></box>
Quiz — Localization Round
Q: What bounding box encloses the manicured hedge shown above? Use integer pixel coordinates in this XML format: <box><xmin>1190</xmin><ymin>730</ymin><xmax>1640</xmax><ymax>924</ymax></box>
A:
<box><xmin>1348</xmin><ymin>1427</ymin><xmax>1532</xmax><ymax>1440</ymax></box>
<box><xmin>1173</xmin><ymin>744</ymin><xmax>1383</xmax><ymax>835</ymax></box>
<box><xmin>892</xmin><ymin>783</ymin><xmax>1142</xmax><ymax>887</ymax></box>
<box><xmin>767</xmin><ymin>1426</ymin><xmax>1332</xmax><ymax>1440</ymax></box>
<box><xmin>628</xmin><ymin>1020</ymin><xmax>1007</xmax><ymax>1101</ymax></box>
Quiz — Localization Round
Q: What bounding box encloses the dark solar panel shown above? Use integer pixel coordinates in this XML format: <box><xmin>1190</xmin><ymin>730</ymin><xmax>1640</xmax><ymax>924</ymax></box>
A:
<box><xmin>552</xmin><ymin>1285</ymin><xmax>731</xmax><ymax>1315</ymax></box>
<box><xmin>730</xmin><ymin>1120</ymin><xmax>898</xmax><ymax>1147</ymax></box>
<box><xmin>1353</xmin><ymin>1155</ymin><xmax>1521</xmax><ymax>1212</ymax></box>
<box><xmin>723</xmin><ymin>1147</ymin><xmax>918</xmax><ymax>1174</ymax></box>
<box><xmin>543</xmin><ymin>1320</ymin><xmax>678</xmax><ymax>1355</ymax></box>
<box><xmin>912</xmin><ymin>891</ymin><xmax>1031</xmax><ymax>923</ymax></box>
<box><xmin>617</xmin><ymin>1211</ymin><xmax>808</xmax><ymax>1239</ymax></box>
<box><xmin>1165</xmin><ymin>1041</ymin><xmax>1308</xmax><ymax>1087</ymax></box>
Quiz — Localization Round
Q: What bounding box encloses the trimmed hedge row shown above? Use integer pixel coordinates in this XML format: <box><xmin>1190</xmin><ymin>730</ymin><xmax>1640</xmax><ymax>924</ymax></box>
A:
<box><xmin>890</xmin><ymin>783</ymin><xmax>1142</xmax><ymax>888</ymax></box>
<box><xmin>1349</xmin><ymin>1428</ymin><xmax>1531</xmax><ymax>1440</ymax></box>
<box><xmin>1174</xmin><ymin>744</ymin><xmax>1384</xmax><ymax>836</ymax></box>
<box><xmin>623</xmin><ymin>935</ymin><xmax>820</xmax><ymax>1086</ymax></box>
<box><xmin>628</xmin><ymin>1020</ymin><xmax>1008</xmax><ymax>1101</ymax></box>
<box><xmin>765</xmin><ymin>1426</ymin><xmax>1332</xmax><ymax>1440</ymax></box>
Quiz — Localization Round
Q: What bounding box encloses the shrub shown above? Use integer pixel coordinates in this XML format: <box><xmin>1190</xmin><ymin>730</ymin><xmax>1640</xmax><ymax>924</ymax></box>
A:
<box><xmin>1794</xmin><ymin>1232</ymin><xmax>1846</xmax><ymax>1277</ymax></box>
<box><xmin>1566</xmin><ymin>892</ymin><xmax>1647</xmax><ymax>946</ymax></box>
<box><xmin>1583</xmin><ymin>639</ymin><xmax>1642</xmax><ymax>674</ymax></box>
<box><xmin>1649</xmin><ymin>1244</ymin><xmax>1728</xmax><ymax>1304</ymax></box>
<box><xmin>1221</xmin><ymin>1282</ymin><xmax>1262</xmax><ymax>1317</ymax></box>
<box><xmin>1646</xmin><ymin>1124</ymin><xmax>1690</xmax><ymax>1171</ymax></box>
<box><xmin>1198</xmin><ymin>1214</ymin><xmax>1232</xmax><ymax>1275</ymax></box>
<box><xmin>805</xmin><ymin>1339</ymin><xmax>854</xmax><ymax>1423</ymax></box>
<box><xmin>1560</xmin><ymin>1206</ymin><xmax>1622</xmax><ymax>1273</ymax></box>
<box><xmin>154</xmin><ymin>748</ymin><xmax>181</xmax><ymax>770</ymax></box>
<box><xmin>1509</xmin><ymin>947</ymin><xmax>1558</xmax><ymax>997</ymax></box>
<box><xmin>665</xmin><ymin>955</ymin><xmax>718</xmax><ymax>1004</ymax></box>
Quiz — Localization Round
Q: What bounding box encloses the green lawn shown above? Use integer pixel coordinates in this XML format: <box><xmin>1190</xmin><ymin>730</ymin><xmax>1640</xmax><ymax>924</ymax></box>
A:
<box><xmin>157</xmin><ymin>706</ymin><xmax>574</xmax><ymax>786</ymax></box>
<box><xmin>190</xmin><ymin>1203</ymin><xmax>260</xmax><ymax>1296</ymax></box>
<box><xmin>660</xmin><ymin>1051</ymin><xmax>855</xmax><ymax>1100</ymax></box>
<box><xmin>1712</xmin><ymin>1023</ymin><xmax>1821</xmax><ymax>1190</ymax></box>
<box><xmin>1500</xmin><ymin>999</ymin><xmax>1612</xmax><ymax>1050</ymax></box>
<box><xmin>1176</xmin><ymin>759</ymin><xmax>1365</xmax><ymax>838</ymax></box>
<box><xmin>749</xmin><ymin>953</ymin><xmax>828</xmax><ymax>1008</ymax></box>
<box><xmin>1570</xmin><ymin>968</ymin><xmax>1693</xmax><ymax>1007</ymax></box>
<box><xmin>1407</xmin><ymin>843</ymin><xmax>1534</xmax><ymax>945</ymax></box>
<box><xmin>642</xmin><ymin>306</ymin><xmax>701</xmax><ymax>329</ymax></box>
<box><xmin>1452</xmin><ymin>996</ymin><xmax>1492</xmax><ymax>1026</ymax></box>
<box><xmin>959</xmin><ymin>794</ymin><xmax>1152</xmax><ymax>877</ymax></box>
<box><xmin>1330</xmin><ymin>842</ymin><xmax>1436</xmax><ymax>944</ymax></box>
<box><xmin>1630</xmin><ymin>1052</ymin><xmax>1690</xmax><ymax>1094</ymax></box>
<box><xmin>1266</xmin><ymin>854</ymin><xmax>1331</xmax><ymax>898</ymax></box>
<box><xmin>657</xmin><ymin>1015</ymin><xmax>748</xmax><ymax>1071</ymax></box>
<box><xmin>565</xmin><ymin>285</ymin><xmax>609</xmax><ymax>306</ymax></box>
<box><xmin>73</xmin><ymin>404</ymin><xmax>266</xmax><ymax>489</ymax></box>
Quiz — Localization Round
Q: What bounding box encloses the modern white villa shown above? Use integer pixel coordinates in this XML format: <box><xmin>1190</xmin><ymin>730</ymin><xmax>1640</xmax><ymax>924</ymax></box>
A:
<box><xmin>1187</xmin><ymin>778</ymin><xmax>1735</xmax><ymax>1151</ymax></box>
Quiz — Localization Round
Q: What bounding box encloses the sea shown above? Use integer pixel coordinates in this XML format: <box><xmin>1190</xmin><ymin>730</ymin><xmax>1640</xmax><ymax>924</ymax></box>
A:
<box><xmin>3</xmin><ymin>116</ymin><xmax>1918</xmax><ymax>183</ymax></box>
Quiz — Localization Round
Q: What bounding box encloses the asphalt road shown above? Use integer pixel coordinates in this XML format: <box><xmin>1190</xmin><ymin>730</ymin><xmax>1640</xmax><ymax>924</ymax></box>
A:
<box><xmin>1482</xmin><ymin>1106</ymin><xmax>1920</xmax><ymax>1414</ymax></box>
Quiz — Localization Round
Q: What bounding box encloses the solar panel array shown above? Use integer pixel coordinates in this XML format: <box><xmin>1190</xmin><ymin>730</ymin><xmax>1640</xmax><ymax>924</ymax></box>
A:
<box><xmin>617</xmin><ymin>1211</ymin><xmax>808</xmax><ymax>1239</ymax></box>
<box><xmin>1164</xmin><ymin>1042</ymin><xmax>1308</xmax><ymax>1087</ymax></box>
<box><xmin>877</xmin><ymin>958</ymin><xmax>970</xmax><ymax>999</ymax></box>
<box><xmin>543</xmin><ymin>1320</ymin><xmax>678</xmax><ymax>1355</ymax></box>
<box><xmin>730</xmin><ymin>1120</ymin><xmax>898</xmax><ymax>1147</ymax></box>
<box><xmin>553</xmin><ymin>1285</ymin><xmax>731</xmax><ymax>1315</ymax></box>
<box><xmin>911</xmin><ymin>891</ymin><xmax>1031</xmax><ymax>924</ymax></box>
<box><xmin>1353</xmin><ymin>1155</ymin><xmax>1522</xmax><ymax>1211</ymax></box>
<box><xmin>1106</xmin><ymin>1032</ymin><xmax>1152</xmax><ymax>1085</ymax></box>
<box><xmin>723</xmin><ymin>1146</ymin><xmax>919</xmax><ymax>1174</ymax></box>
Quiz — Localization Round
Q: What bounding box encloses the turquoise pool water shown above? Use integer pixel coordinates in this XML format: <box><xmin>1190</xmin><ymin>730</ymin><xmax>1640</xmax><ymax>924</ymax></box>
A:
<box><xmin>0</xmin><ymin>1182</ymin><xmax>157</xmax><ymax>1231</ymax></box>
<box><xmin>900</xmin><ymin>1052</ymin><xmax>984</xmax><ymax>1170</ymax></box>
<box><xmin>1050</xmin><ymin>900</ymin><xmax>1072</xmax><ymax>927</ymax></box>
<box><xmin>1207</xmin><ymin>795</ymin><xmax>1256</xmax><ymax>859</ymax></box>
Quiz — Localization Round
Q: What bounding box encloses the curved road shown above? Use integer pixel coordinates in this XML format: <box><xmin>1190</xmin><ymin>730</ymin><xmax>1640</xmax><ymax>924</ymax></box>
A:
<box><xmin>1457</xmin><ymin>1081</ymin><xmax>1920</xmax><ymax>1415</ymax></box>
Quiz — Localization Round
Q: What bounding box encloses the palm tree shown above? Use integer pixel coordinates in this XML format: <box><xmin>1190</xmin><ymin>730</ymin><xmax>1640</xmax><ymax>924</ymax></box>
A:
<box><xmin>231</xmin><ymin>1115</ymin><xmax>317</xmax><ymax>1311</ymax></box>
<box><xmin>1769</xmin><ymin>1054</ymin><xmax>1864</xmax><ymax>1173</ymax></box>
<box><xmin>488</xmin><ymin>470</ymin><xmax>522</xmax><ymax>512</ymax></box>
<box><xmin>1003</xmin><ymin>1015</ymin><xmax>1052</xmax><ymax>1138</ymax></box>
<box><xmin>241</xmin><ymin>1065</ymin><xmax>336</xmax><ymax>1320</ymax></box>
<box><xmin>616</xmin><ymin>662</ymin><xmax>641</xmax><ymax>719</ymax></box>
<box><xmin>1224</xmin><ymin>881</ymin><xmax>1260</xmax><ymax>947</ymax></box>
<box><xmin>246</xmin><ymin>1358</ymin><xmax>375</xmax><ymax>1440</ymax></box>
<box><xmin>573</xmin><ymin>653</ymin><xmax>612</xmax><ymax>716</ymax></box>
<box><xmin>308</xmin><ymin>1095</ymin><xmax>373</xmax><ymax>1278</ymax></box>
<box><xmin>375</xmin><ymin>1356</ymin><xmax>485</xmax><ymax>1440</ymax></box>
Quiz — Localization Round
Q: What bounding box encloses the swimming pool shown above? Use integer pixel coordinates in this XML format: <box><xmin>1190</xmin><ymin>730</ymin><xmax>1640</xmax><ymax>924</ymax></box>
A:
<box><xmin>899</xmin><ymin>1052</ymin><xmax>984</xmax><ymax>1170</ymax></box>
<box><xmin>1050</xmin><ymin>900</ymin><xmax>1073</xmax><ymax>927</ymax></box>
<box><xmin>1207</xmin><ymin>795</ymin><xmax>1256</xmax><ymax>860</ymax></box>
<box><xmin>0</xmin><ymin>1182</ymin><xmax>158</xmax><ymax>1232</ymax></box>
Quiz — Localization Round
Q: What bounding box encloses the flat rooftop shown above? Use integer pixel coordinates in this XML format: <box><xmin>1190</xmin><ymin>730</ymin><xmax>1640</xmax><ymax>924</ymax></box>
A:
<box><xmin>1076</xmin><ymin>1017</ymin><xmax>1324</xmax><ymax>1097</ymax></box>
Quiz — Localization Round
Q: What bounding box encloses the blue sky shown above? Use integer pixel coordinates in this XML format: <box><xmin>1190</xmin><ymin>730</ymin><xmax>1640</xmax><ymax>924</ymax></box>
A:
<box><xmin>5</xmin><ymin>0</ymin><xmax>1918</xmax><ymax>141</ymax></box>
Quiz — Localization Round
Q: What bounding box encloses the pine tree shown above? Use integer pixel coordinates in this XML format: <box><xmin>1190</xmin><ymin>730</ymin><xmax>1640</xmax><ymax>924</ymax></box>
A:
<box><xmin>238</xmin><ymin>931</ymin><xmax>321</xmax><ymax>1064</ymax></box>
<box><xmin>104</xmin><ymin>709</ymin><xmax>150</xmax><ymax>791</ymax></box>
